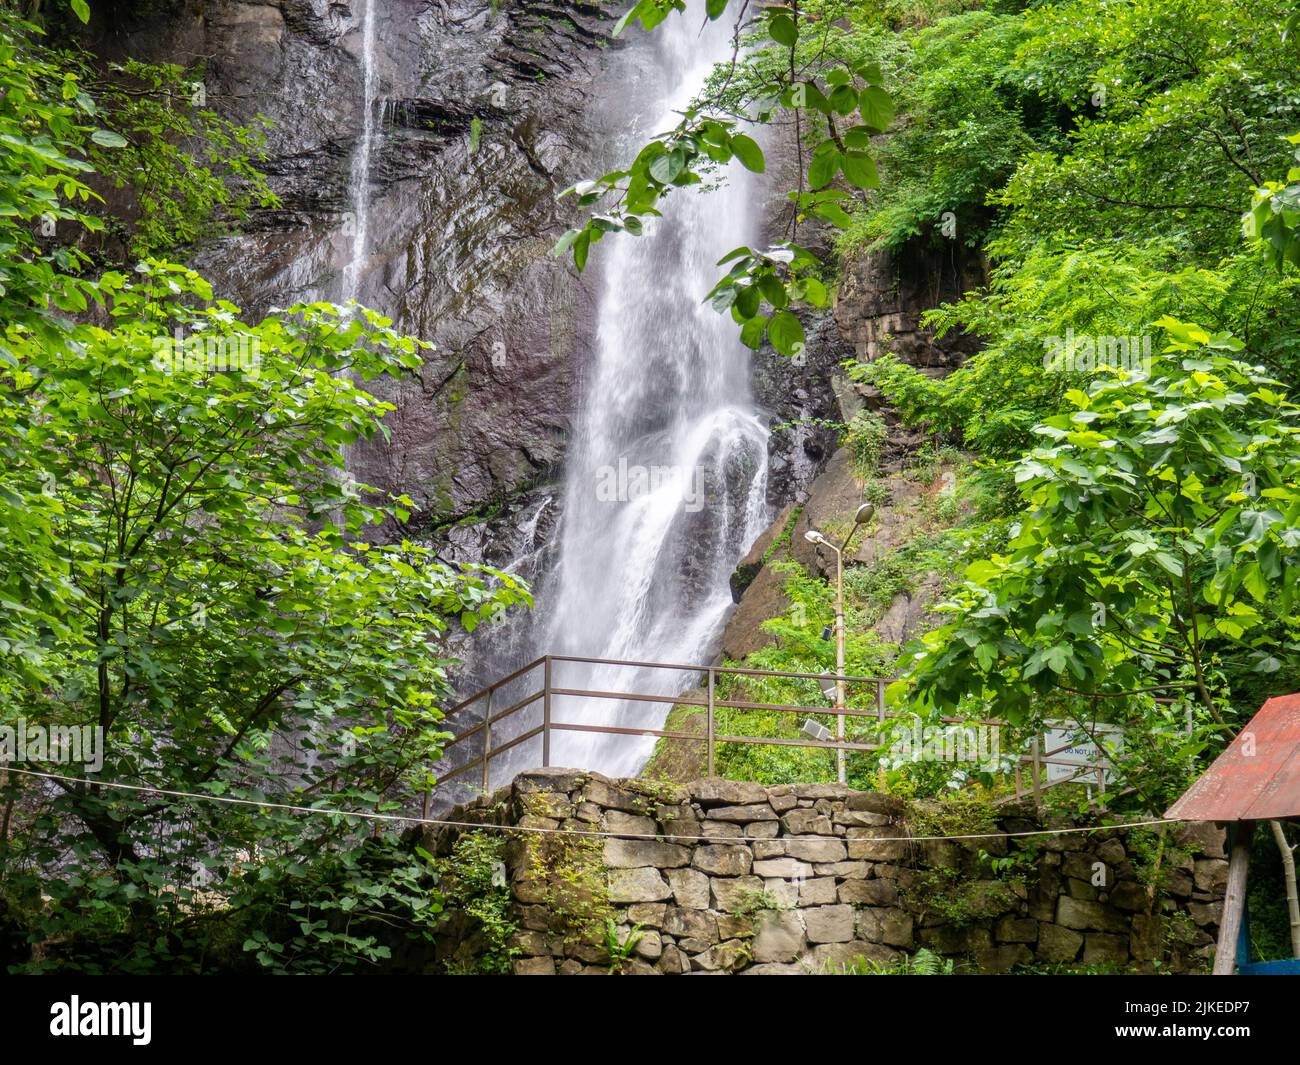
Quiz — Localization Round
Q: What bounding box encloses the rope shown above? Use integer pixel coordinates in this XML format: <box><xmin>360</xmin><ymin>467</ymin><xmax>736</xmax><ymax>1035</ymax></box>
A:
<box><xmin>1</xmin><ymin>764</ymin><xmax>1183</xmax><ymax>845</ymax></box>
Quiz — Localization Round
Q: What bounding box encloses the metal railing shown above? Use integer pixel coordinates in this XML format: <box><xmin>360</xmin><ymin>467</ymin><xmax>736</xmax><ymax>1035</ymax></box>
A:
<box><xmin>425</xmin><ymin>654</ymin><xmax>1131</xmax><ymax>810</ymax></box>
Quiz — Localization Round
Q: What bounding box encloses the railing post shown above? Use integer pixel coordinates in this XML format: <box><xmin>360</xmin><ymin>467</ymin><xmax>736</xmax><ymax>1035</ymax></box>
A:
<box><xmin>1030</xmin><ymin>732</ymin><xmax>1042</xmax><ymax>808</ymax></box>
<box><xmin>542</xmin><ymin>656</ymin><xmax>552</xmax><ymax>768</ymax></box>
<box><xmin>706</xmin><ymin>667</ymin><xmax>716</xmax><ymax>777</ymax></box>
<box><xmin>876</xmin><ymin>679</ymin><xmax>887</xmax><ymax>791</ymax></box>
<box><xmin>482</xmin><ymin>687</ymin><xmax>493</xmax><ymax>794</ymax></box>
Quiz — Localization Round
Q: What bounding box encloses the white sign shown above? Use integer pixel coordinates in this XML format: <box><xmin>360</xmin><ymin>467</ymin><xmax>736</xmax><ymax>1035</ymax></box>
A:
<box><xmin>1041</xmin><ymin>724</ymin><xmax>1123</xmax><ymax>784</ymax></box>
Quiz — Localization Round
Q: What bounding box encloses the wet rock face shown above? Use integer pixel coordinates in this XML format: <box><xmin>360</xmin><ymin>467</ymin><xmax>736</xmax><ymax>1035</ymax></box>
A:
<box><xmin>89</xmin><ymin>0</ymin><xmax>626</xmax><ymax>531</ymax></box>
<box><xmin>834</xmin><ymin>238</ymin><xmax>986</xmax><ymax>369</ymax></box>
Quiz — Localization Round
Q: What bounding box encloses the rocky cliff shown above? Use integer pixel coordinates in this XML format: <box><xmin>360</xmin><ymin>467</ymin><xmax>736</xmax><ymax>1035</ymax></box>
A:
<box><xmin>85</xmin><ymin>0</ymin><xmax>629</xmax><ymax>566</ymax></box>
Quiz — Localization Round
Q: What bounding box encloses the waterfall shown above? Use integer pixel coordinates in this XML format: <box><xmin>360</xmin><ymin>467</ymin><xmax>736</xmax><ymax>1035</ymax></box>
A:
<box><xmin>341</xmin><ymin>0</ymin><xmax>380</xmax><ymax>300</ymax></box>
<box><xmin>536</xmin><ymin>7</ymin><xmax>771</xmax><ymax>777</ymax></box>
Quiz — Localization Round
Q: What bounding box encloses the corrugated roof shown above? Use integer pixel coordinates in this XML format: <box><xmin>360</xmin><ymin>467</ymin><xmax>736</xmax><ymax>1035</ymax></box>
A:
<box><xmin>1165</xmin><ymin>692</ymin><xmax>1300</xmax><ymax>822</ymax></box>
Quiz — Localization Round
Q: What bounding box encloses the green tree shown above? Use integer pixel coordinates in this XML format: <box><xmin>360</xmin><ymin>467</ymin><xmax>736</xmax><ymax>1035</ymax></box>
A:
<box><xmin>899</xmin><ymin>335</ymin><xmax>1300</xmax><ymax>730</ymax></box>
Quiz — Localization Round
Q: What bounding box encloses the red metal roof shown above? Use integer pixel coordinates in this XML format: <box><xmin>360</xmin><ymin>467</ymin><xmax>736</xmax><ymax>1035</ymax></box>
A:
<box><xmin>1165</xmin><ymin>693</ymin><xmax>1300</xmax><ymax>822</ymax></box>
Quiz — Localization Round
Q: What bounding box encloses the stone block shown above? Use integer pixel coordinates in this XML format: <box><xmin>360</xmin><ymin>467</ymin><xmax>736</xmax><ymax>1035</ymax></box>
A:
<box><xmin>994</xmin><ymin>917</ymin><xmax>1038</xmax><ymax>944</ymax></box>
<box><xmin>1082</xmin><ymin>932</ymin><xmax>1129</xmax><ymax>967</ymax></box>
<box><xmin>804</xmin><ymin>904</ymin><xmax>856</xmax><ymax>944</ymax></box>
<box><xmin>692</xmin><ymin>844</ymin><xmax>753</xmax><ymax>877</ymax></box>
<box><xmin>847</xmin><ymin>829</ymin><xmax>909</xmax><ymax>861</ymax></box>
<box><xmin>753</xmin><ymin>857</ymin><xmax>814</xmax><ymax>879</ymax></box>
<box><xmin>803</xmin><ymin>940</ymin><xmax>898</xmax><ymax>972</ymax></box>
<box><xmin>689</xmin><ymin>778</ymin><xmax>769</xmax><ymax>806</ymax></box>
<box><xmin>1036</xmin><ymin>923</ymin><xmax>1083</xmax><ymax>963</ymax></box>
<box><xmin>1108</xmin><ymin>881</ymin><xmax>1149</xmax><ymax>912</ymax></box>
<box><xmin>880</xmin><ymin>909</ymin><xmax>914</xmax><ymax>948</ymax></box>
<box><xmin>666</xmin><ymin>867</ymin><xmax>711</xmax><ymax>909</ymax></box>
<box><xmin>1130</xmin><ymin>914</ymin><xmax>1163</xmax><ymax>962</ymax></box>
<box><xmin>627</xmin><ymin>903</ymin><xmax>667</xmax><ymax>928</ymax></box>
<box><xmin>633</xmin><ymin>930</ymin><xmax>663</xmax><ymax>960</ymax></box>
<box><xmin>603</xmin><ymin>809</ymin><xmax>657</xmax><ymax>836</ymax></box>
<box><xmin>603</xmin><ymin>838</ymin><xmax>691</xmax><ymax>869</ymax></box>
<box><xmin>711</xmin><ymin>875</ymin><xmax>764</xmax><ymax>913</ymax></box>
<box><xmin>706</xmin><ymin>804</ymin><xmax>779</xmax><ymax>823</ymax></box>
<box><xmin>752</xmin><ymin>910</ymin><xmax>808</xmax><ymax>964</ymax></box>
<box><xmin>799</xmin><ymin>877</ymin><xmax>839</xmax><ymax>906</ymax></box>
<box><xmin>691</xmin><ymin>939</ymin><xmax>749</xmax><ymax>972</ymax></box>
<box><xmin>608</xmin><ymin>867</ymin><xmax>671</xmax><ymax>903</ymax></box>
<box><xmin>784</xmin><ymin>836</ymin><xmax>848</xmax><ymax>863</ymax></box>
<box><xmin>1193</xmin><ymin>858</ymin><xmax>1229</xmax><ymax>894</ymax></box>
<box><xmin>781</xmin><ymin>808</ymin><xmax>833</xmax><ymax>835</ymax></box>
<box><xmin>663</xmin><ymin>906</ymin><xmax>717</xmax><ymax>940</ymax></box>
<box><xmin>582</xmin><ymin>777</ymin><xmax>644</xmax><ymax>812</ymax></box>
<box><xmin>1056</xmin><ymin>896</ymin><xmax>1128</xmax><ymax>933</ymax></box>
<box><xmin>838</xmin><ymin>878</ymin><xmax>898</xmax><ymax>906</ymax></box>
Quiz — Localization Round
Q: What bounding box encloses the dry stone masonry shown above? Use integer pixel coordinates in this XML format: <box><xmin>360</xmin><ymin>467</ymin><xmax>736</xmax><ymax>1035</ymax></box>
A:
<box><xmin>422</xmin><ymin>769</ymin><xmax>1227</xmax><ymax>975</ymax></box>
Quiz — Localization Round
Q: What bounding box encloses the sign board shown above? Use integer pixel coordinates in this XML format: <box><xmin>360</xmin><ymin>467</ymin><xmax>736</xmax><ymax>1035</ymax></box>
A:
<box><xmin>1041</xmin><ymin>723</ymin><xmax>1123</xmax><ymax>785</ymax></box>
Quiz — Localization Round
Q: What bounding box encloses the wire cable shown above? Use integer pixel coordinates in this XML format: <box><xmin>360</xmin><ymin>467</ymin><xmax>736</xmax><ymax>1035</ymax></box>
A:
<box><xmin>0</xmin><ymin>763</ymin><xmax>1183</xmax><ymax>845</ymax></box>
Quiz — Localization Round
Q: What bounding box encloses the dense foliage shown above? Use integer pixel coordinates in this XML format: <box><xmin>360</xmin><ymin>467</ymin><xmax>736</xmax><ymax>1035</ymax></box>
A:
<box><xmin>0</xmin><ymin>3</ymin><xmax>525</xmax><ymax>972</ymax></box>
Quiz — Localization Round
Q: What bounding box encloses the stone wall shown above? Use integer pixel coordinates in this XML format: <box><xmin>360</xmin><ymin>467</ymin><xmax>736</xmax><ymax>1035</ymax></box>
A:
<box><xmin>422</xmin><ymin>769</ymin><xmax>1227</xmax><ymax>975</ymax></box>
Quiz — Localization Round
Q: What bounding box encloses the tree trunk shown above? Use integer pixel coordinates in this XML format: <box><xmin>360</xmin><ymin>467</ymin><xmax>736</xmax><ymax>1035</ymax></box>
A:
<box><xmin>1269</xmin><ymin>820</ymin><xmax>1300</xmax><ymax>958</ymax></box>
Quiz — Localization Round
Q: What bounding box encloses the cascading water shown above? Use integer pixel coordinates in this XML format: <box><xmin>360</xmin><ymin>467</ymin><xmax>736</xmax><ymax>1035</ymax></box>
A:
<box><xmin>536</xmin><ymin>8</ymin><xmax>772</xmax><ymax>777</ymax></box>
<box><xmin>341</xmin><ymin>0</ymin><xmax>380</xmax><ymax>300</ymax></box>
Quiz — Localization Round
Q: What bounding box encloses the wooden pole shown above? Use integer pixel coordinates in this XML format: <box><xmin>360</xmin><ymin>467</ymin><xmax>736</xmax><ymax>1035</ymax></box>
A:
<box><xmin>1214</xmin><ymin>820</ymin><xmax>1254</xmax><ymax>975</ymax></box>
<box><xmin>1268</xmin><ymin>819</ymin><xmax>1300</xmax><ymax>958</ymax></box>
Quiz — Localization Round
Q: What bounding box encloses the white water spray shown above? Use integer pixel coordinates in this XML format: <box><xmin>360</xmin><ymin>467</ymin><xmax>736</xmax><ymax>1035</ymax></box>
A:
<box><xmin>538</xmin><ymin>8</ymin><xmax>771</xmax><ymax>776</ymax></box>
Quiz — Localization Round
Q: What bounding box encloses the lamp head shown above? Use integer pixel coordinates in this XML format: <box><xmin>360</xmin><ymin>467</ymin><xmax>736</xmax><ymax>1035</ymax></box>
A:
<box><xmin>854</xmin><ymin>503</ymin><xmax>876</xmax><ymax>525</ymax></box>
<box><xmin>804</xmin><ymin>529</ymin><xmax>828</xmax><ymax>546</ymax></box>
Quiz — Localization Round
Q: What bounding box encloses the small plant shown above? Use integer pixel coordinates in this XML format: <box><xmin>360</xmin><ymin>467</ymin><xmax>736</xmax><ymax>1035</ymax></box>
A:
<box><xmin>732</xmin><ymin>886</ymin><xmax>791</xmax><ymax>917</ymax></box>
<box><xmin>435</xmin><ymin>832</ymin><xmax>520</xmax><ymax>975</ymax></box>
<box><xmin>828</xmin><ymin>947</ymin><xmax>954</xmax><ymax>975</ymax></box>
<box><xmin>979</xmin><ymin>845</ymin><xmax>1038</xmax><ymax>877</ymax></box>
<box><xmin>604</xmin><ymin>919</ymin><xmax>646</xmax><ymax>973</ymax></box>
<box><xmin>847</xmin><ymin>410</ymin><xmax>888</xmax><ymax>478</ymax></box>
<box><xmin>863</xmin><ymin>479</ymin><xmax>892</xmax><ymax>507</ymax></box>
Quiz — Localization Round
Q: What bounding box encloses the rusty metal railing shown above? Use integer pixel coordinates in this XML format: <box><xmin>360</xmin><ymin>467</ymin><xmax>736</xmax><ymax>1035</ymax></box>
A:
<box><xmin>427</xmin><ymin>655</ymin><xmax>891</xmax><ymax>802</ymax></box>
<box><xmin>424</xmin><ymin>655</ymin><xmax>1154</xmax><ymax>812</ymax></box>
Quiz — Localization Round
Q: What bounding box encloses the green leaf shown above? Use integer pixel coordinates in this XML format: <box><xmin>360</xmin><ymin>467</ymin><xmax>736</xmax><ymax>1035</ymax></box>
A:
<box><xmin>613</xmin><ymin>0</ymin><xmax>646</xmax><ymax>36</ymax></box>
<box><xmin>739</xmin><ymin>315</ymin><xmax>767</xmax><ymax>350</ymax></box>
<box><xmin>729</xmin><ymin>134</ymin><xmax>765</xmax><ymax>173</ymax></box>
<box><xmin>808</xmin><ymin>146</ymin><xmax>840</xmax><ymax>189</ymax></box>
<box><xmin>840</xmin><ymin>151</ymin><xmax>879</xmax><ymax>190</ymax></box>
<box><xmin>90</xmin><ymin>129</ymin><xmax>128</xmax><ymax>148</ymax></box>
<box><xmin>768</xmin><ymin>12</ymin><xmax>798</xmax><ymax>47</ymax></box>
<box><xmin>858</xmin><ymin>85</ymin><xmax>894</xmax><ymax>132</ymax></box>
<box><xmin>767</xmin><ymin>311</ymin><xmax>805</xmax><ymax>357</ymax></box>
<box><xmin>71</xmin><ymin>0</ymin><xmax>90</xmax><ymax>23</ymax></box>
<box><xmin>648</xmin><ymin>148</ymin><xmax>685</xmax><ymax>184</ymax></box>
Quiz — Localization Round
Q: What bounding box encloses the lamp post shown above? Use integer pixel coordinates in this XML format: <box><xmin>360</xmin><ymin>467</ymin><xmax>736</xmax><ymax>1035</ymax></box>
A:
<box><xmin>804</xmin><ymin>502</ymin><xmax>875</xmax><ymax>784</ymax></box>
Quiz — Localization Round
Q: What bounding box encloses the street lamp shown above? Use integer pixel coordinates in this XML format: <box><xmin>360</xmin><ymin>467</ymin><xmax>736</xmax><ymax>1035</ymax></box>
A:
<box><xmin>804</xmin><ymin>502</ymin><xmax>875</xmax><ymax>783</ymax></box>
